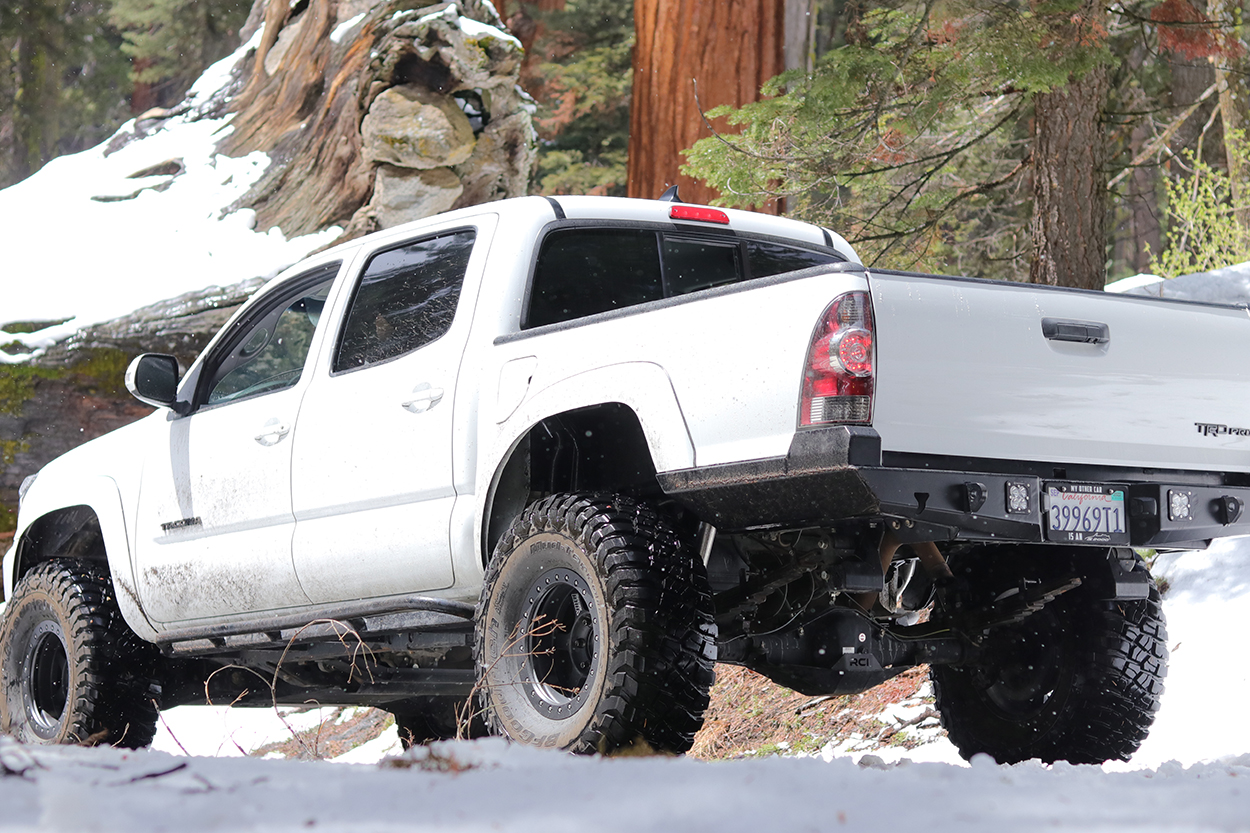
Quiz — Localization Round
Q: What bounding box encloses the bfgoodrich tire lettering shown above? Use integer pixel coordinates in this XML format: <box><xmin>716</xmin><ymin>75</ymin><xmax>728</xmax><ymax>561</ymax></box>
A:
<box><xmin>0</xmin><ymin>560</ymin><xmax>162</xmax><ymax>747</ymax></box>
<box><xmin>475</xmin><ymin>494</ymin><xmax>716</xmax><ymax>754</ymax></box>
<box><xmin>932</xmin><ymin>548</ymin><xmax>1168</xmax><ymax>764</ymax></box>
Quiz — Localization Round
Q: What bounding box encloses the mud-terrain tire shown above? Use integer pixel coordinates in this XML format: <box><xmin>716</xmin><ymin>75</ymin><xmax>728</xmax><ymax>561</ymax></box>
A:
<box><xmin>475</xmin><ymin>493</ymin><xmax>716</xmax><ymax>754</ymax></box>
<box><xmin>391</xmin><ymin>698</ymin><xmax>489</xmax><ymax>748</ymax></box>
<box><xmin>0</xmin><ymin>560</ymin><xmax>162</xmax><ymax>747</ymax></box>
<box><xmin>931</xmin><ymin>548</ymin><xmax>1167</xmax><ymax>764</ymax></box>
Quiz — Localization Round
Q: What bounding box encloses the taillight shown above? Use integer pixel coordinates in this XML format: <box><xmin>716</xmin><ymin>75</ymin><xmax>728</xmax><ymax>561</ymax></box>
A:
<box><xmin>800</xmin><ymin>291</ymin><xmax>874</xmax><ymax>426</ymax></box>
<box><xmin>670</xmin><ymin>205</ymin><xmax>730</xmax><ymax>224</ymax></box>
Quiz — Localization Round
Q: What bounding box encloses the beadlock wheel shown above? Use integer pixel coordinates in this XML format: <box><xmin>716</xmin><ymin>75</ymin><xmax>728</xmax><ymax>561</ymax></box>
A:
<box><xmin>475</xmin><ymin>494</ymin><xmax>716</xmax><ymax>754</ymax></box>
<box><xmin>23</xmin><ymin>621</ymin><xmax>72</xmax><ymax>740</ymax></box>
<box><xmin>0</xmin><ymin>560</ymin><xmax>162</xmax><ymax>747</ymax></box>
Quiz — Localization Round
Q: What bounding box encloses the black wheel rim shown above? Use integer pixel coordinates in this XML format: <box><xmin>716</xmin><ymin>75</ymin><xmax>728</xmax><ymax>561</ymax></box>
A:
<box><xmin>520</xmin><ymin>568</ymin><xmax>599</xmax><ymax>719</ymax></box>
<box><xmin>23</xmin><ymin>620</ymin><xmax>69</xmax><ymax>739</ymax></box>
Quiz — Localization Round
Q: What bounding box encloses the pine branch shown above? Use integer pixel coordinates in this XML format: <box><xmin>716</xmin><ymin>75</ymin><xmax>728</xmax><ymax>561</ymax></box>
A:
<box><xmin>1107</xmin><ymin>82</ymin><xmax>1218</xmax><ymax>189</ymax></box>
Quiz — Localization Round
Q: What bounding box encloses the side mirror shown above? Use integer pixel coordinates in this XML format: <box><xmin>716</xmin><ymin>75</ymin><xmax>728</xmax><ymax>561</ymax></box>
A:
<box><xmin>125</xmin><ymin>354</ymin><xmax>185</xmax><ymax>412</ymax></box>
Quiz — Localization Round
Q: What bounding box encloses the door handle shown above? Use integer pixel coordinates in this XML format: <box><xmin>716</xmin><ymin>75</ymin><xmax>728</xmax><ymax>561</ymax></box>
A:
<box><xmin>254</xmin><ymin>421</ymin><xmax>290</xmax><ymax>445</ymax></box>
<box><xmin>1042</xmin><ymin>318</ymin><xmax>1110</xmax><ymax>344</ymax></box>
<box><xmin>402</xmin><ymin>385</ymin><xmax>444</xmax><ymax>414</ymax></box>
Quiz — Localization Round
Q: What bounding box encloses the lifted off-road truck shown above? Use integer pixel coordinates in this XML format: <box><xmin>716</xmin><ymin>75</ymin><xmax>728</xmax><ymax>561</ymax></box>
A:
<box><xmin>5</xmin><ymin>194</ymin><xmax>1240</xmax><ymax>762</ymax></box>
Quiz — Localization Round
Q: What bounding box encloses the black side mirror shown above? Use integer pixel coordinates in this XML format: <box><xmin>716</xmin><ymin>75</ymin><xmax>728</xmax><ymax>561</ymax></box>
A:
<box><xmin>125</xmin><ymin>354</ymin><xmax>186</xmax><ymax>413</ymax></box>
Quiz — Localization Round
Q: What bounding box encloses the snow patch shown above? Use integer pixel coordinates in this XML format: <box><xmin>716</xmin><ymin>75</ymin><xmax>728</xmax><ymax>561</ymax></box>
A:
<box><xmin>330</xmin><ymin>12</ymin><xmax>366</xmax><ymax>43</ymax></box>
<box><xmin>0</xmin><ymin>23</ymin><xmax>338</xmax><ymax>357</ymax></box>
<box><xmin>1105</xmin><ymin>272</ymin><xmax>1165</xmax><ymax>293</ymax></box>
<box><xmin>459</xmin><ymin>15</ymin><xmax>522</xmax><ymax>48</ymax></box>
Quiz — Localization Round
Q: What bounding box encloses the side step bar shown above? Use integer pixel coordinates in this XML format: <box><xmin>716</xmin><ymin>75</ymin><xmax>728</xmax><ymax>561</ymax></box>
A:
<box><xmin>157</xmin><ymin>596</ymin><xmax>476</xmax><ymax>657</ymax></box>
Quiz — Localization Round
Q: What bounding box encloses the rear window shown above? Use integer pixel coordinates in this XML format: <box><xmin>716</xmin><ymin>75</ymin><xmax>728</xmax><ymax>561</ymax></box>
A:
<box><xmin>526</xmin><ymin>227</ymin><xmax>842</xmax><ymax>329</ymax></box>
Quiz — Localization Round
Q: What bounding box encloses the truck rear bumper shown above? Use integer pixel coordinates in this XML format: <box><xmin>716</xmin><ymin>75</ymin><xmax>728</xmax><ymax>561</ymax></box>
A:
<box><xmin>656</xmin><ymin>426</ymin><xmax>1250</xmax><ymax>548</ymax></box>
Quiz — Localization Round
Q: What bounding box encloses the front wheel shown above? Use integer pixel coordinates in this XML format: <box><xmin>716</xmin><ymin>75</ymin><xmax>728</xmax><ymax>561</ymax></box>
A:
<box><xmin>0</xmin><ymin>560</ymin><xmax>162</xmax><ymax>747</ymax></box>
<box><xmin>931</xmin><ymin>548</ymin><xmax>1168</xmax><ymax>764</ymax></box>
<box><xmin>475</xmin><ymin>494</ymin><xmax>716</xmax><ymax>754</ymax></box>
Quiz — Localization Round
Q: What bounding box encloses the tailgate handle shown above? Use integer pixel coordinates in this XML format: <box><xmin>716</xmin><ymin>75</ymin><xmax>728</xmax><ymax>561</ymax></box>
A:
<box><xmin>1042</xmin><ymin>318</ymin><xmax>1110</xmax><ymax>344</ymax></box>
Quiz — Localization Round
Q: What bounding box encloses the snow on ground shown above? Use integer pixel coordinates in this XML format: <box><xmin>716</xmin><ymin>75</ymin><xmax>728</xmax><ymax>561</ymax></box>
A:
<box><xmin>2</xmin><ymin>735</ymin><xmax>1248</xmax><ymax>832</ymax></box>
<box><xmin>0</xmin><ymin>27</ymin><xmax>340</xmax><ymax>359</ymax></box>
<box><xmin>1105</xmin><ymin>261</ymin><xmax>1250</xmax><ymax>304</ymax></box>
<box><xmin>26</xmin><ymin>538</ymin><xmax>1213</xmax><ymax>831</ymax></box>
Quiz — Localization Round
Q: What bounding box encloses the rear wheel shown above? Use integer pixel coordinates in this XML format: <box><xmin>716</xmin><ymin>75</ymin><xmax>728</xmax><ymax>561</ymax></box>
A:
<box><xmin>475</xmin><ymin>494</ymin><xmax>716</xmax><ymax>754</ymax></box>
<box><xmin>932</xmin><ymin>548</ymin><xmax>1168</xmax><ymax>764</ymax></box>
<box><xmin>0</xmin><ymin>560</ymin><xmax>162</xmax><ymax>747</ymax></box>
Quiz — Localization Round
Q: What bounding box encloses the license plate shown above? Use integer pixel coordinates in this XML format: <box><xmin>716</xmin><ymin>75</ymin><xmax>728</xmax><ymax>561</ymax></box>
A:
<box><xmin>1044</xmin><ymin>482</ymin><xmax>1129</xmax><ymax>544</ymax></box>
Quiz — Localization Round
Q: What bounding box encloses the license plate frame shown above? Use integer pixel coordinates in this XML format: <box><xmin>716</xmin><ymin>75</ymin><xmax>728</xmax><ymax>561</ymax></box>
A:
<box><xmin>1043</xmin><ymin>482</ymin><xmax>1129</xmax><ymax>545</ymax></box>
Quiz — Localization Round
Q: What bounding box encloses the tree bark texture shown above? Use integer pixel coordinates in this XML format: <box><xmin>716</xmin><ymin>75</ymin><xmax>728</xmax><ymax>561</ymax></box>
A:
<box><xmin>628</xmin><ymin>0</ymin><xmax>785</xmax><ymax>205</ymax></box>
<box><xmin>1029</xmin><ymin>62</ymin><xmax>1110</xmax><ymax>290</ymax></box>
<box><xmin>1209</xmin><ymin>0</ymin><xmax>1250</xmax><ymax>231</ymax></box>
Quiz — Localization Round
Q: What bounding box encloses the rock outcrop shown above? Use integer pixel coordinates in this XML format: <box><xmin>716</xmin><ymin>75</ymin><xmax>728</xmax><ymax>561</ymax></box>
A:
<box><xmin>223</xmin><ymin>0</ymin><xmax>535</xmax><ymax>239</ymax></box>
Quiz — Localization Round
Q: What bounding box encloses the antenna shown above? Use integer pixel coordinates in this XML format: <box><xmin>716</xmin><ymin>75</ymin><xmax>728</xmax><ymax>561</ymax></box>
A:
<box><xmin>658</xmin><ymin>185</ymin><xmax>682</xmax><ymax>202</ymax></box>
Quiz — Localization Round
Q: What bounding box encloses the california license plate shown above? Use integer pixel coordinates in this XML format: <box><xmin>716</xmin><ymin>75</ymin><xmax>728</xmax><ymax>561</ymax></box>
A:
<box><xmin>1044</xmin><ymin>482</ymin><xmax>1129</xmax><ymax>544</ymax></box>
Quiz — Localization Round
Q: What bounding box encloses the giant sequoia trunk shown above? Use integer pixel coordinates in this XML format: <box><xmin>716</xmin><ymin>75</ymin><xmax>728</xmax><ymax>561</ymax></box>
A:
<box><xmin>628</xmin><ymin>0</ymin><xmax>787</xmax><ymax>205</ymax></box>
<box><xmin>1029</xmin><ymin>61</ymin><xmax>1110</xmax><ymax>290</ymax></box>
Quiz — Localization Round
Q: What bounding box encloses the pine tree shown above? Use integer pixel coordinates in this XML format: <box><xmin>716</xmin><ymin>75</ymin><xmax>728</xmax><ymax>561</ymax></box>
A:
<box><xmin>682</xmin><ymin>0</ymin><xmax>1116</xmax><ymax>284</ymax></box>
<box><xmin>511</xmin><ymin>0</ymin><xmax>634</xmax><ymax>196</ymax></box>
<box><xmin>0</xmin><ymin>1</ymin><xmax>131</xmax><ymax>188</ymax></box>
<box><xmin>109</xmin><ymin>0</ymin><xmax>250</xmax><ymax>110</ymax></box>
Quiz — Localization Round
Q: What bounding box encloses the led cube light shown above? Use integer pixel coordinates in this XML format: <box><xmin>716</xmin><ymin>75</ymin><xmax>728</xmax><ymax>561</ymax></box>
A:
<box><xmin>1168</xmin><ymin>489</ymin><xmax>1193</xmax><ymax>522</ymax></box>
<box><xmin>1006</xmin><ymin>482</ymin><xmax>1030</xmax><ymax>514</ymax></box>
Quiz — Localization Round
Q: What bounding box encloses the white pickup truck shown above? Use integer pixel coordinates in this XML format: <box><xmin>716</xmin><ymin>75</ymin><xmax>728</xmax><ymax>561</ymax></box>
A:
<box><xmin>3</xmin><ymin>194</ymin><xmax>1240</xmax><ymax>763</ymax></box>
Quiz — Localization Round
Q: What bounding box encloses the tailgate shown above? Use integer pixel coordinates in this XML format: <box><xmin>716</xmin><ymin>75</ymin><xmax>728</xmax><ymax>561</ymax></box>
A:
<box><xmin>868</xmin><ymin>270</ymin><xmax>1250</xmax><ymax>474</ymax></box>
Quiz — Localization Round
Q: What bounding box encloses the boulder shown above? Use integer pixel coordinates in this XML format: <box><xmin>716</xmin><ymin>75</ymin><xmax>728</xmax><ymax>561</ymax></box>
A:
<box><xmin>361</xmin><ymin>85</ymin><xmax>476</xmax><ymax>169</ymax></box>
<box><xmin>367</xmin><ymin>165</ymin><xmax>464</xmax><ymax>228</ymax></box>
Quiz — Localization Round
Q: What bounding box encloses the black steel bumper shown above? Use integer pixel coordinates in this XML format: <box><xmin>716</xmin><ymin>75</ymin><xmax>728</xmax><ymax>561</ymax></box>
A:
<box><xmin>656</xmin><ymin>426</ymin><xmax>1250</xmax><ymax>548</ymax></box>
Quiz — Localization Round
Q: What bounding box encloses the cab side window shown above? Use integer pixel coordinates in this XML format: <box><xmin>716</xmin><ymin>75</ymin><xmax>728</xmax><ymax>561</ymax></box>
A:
<box><xmin>525</xmin><ymin>227</ymin><xmax>844</xmax><ymax>329</ymax></box>
<box><xmin>526</xmin><ymin>228</ymin><xmax>663</xmax><ymax>329</ymax></box>
<box><xmin>746</xmin><ymin>239</ymin><xmax>843</xmax><ymax>277</ymax></box>
<box><xmin>334</xmin><ymin>229</ymin><xmax>477</xmax><ymax>372</ymax></box>
<box><xmin>203</xmin><ymin>264</ymin><xmax>339</xmax><ymax>406</ymax></box>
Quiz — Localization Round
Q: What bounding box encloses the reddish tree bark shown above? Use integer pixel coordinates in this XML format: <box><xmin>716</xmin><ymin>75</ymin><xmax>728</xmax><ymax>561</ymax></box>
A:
<box><xmin>628</xmin><ymin>0</ymin><xmax>785</xmax><ymax>206</ymax></box>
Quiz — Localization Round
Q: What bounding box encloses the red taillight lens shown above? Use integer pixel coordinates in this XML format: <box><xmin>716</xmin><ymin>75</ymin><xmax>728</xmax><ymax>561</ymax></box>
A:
<box><xmin>800</xmin><ymin>291</ymin><xmax>874</xmax><ymax>426</ymax></box>
<box><xmin>669</xmin><ymin>205</ymin><xmax>730</xmax><ymax>224</ymax></box>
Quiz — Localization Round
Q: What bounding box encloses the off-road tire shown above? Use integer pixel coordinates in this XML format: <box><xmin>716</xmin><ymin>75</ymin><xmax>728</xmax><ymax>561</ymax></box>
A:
<box><xmin>931</xmin><ymin>548</ymin><xmax>1168</xmax><ymax>764</ymax></box>
<box><xmin>0</xmin><ymin>560</ymin><xmax>162</xmax><ymax>747</ymax></box>
<box><xmin>475</xmin><ymin>493</ymin><xmax>716</xmax><ymax>754</ymax></box>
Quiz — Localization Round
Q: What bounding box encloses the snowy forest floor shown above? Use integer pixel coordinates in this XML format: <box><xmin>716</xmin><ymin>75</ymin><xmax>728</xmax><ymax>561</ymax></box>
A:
<box><xmin>0</xmin><ymin>538</ymin><xmax>1242</xmax><ymax>831</ymax></box>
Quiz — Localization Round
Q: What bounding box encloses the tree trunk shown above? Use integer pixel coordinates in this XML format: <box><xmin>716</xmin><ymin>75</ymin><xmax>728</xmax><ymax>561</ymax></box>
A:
<box><xmin>222</xmin><ymin>0</ymin><xmax>534</xmax><ymax>239</ymax></box>
<box><xmin>1209</xmin><ymin>0</ymin><xmax>1250</xmax><ymax>230</ymax></box>
<box><xmin>628</xmin><ymin>0</ymin><xmax>789</xmax><ymax>205</ymax></box>
<box><xmin>10</xmin><ymin>0</ymin><xmax>65</xmax><ymax>182</ymax></box>
<box><xmin>1029</xmin><ymin>50</ymin><xmax>1110</xmax><ymax>289</ymax></box>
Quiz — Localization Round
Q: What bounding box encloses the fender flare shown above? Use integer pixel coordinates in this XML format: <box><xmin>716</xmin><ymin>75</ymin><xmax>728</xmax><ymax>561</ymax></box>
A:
<box><xmin>473</xmin><ymin>362</ymin><xmax>695</xmax><ymax>568</ymax></box>
<box><xmin>6</xmin><ymin>475</ymin><xmax>158</xmax><ymax>643</ymax></box>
